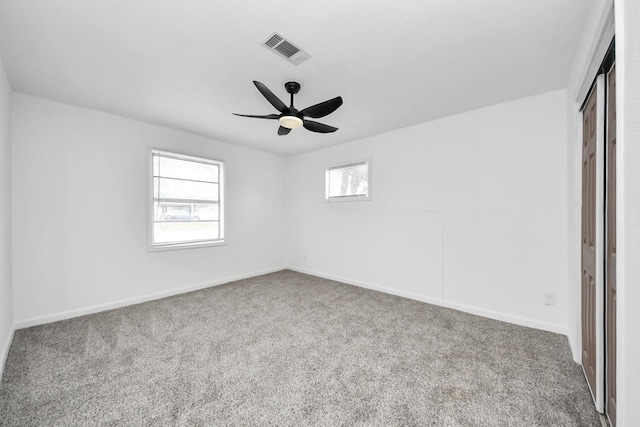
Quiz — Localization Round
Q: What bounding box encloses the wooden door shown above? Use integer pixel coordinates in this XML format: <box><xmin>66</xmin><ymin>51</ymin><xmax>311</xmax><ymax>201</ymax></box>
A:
<box><xmin>581</xmin><ymin>85</ymin><xmax>598</xmax><ymax>401</ymax></box>
<box><xmin>605</xmin><ymin>63</ymin><xmax>617</xmax><ymax>426</ymax></box>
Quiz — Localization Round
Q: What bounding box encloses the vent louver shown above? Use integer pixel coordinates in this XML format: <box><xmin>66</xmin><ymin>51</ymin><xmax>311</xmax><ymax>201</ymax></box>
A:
<box><xmin>264</xmin><ymin>33</ymin><xmax>283</xmax><ymax>48</ymax></box>
<box><xmin>262</xmin><ymin>32</ymin><xmax>311</xmax><ymax>65</ymax></box>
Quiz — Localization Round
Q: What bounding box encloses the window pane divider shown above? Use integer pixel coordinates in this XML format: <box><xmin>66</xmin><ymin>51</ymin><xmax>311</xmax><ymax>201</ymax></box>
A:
<box><xmin>153</xmin><ymin>175</ymin><xmax>218</xmax><ymax>185</ymax></box>
<box><xmin>154</xmin><ymin>198</ymin><xmax>220</xmax><ymax>204</ymax></box>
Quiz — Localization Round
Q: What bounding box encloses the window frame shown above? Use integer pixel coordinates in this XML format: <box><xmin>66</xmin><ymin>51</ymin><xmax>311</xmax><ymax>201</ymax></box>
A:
<box><xmin>324</xmin><ymin>158</ymin><xmax>372</xmax><ymax>203</ymax></box>
<box><xmin>148</xmin><ymin>149</ymin><xmax>226</xmax><ymax>251</ymax></box>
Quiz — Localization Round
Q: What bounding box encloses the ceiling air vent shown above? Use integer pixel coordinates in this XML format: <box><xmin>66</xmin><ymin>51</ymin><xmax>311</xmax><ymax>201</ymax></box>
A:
<box><xmin>262</xmin><ymin>32</ymin><xmax>311</xmax><ymax>65</ymax></box>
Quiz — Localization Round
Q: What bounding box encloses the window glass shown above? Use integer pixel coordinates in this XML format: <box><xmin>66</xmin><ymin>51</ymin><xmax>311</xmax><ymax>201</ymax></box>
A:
<box><xmin>157</xmin><ymin>156</ymin><xmax>219</xmax><ymax>182</ymax></box>
<box><xmin>151</xmin><ymin>150</ymin><xmax>224</xmax><ymax>249</ymax></box>
<box><xmin>326</xmin><ymin>161</ymin><xmax>370</xmax><ymax>201</ymax></box>
<box><xmin>154</xmin><ymin>178</ymin><xmax>219</xmax><ymax>201</ymax></box>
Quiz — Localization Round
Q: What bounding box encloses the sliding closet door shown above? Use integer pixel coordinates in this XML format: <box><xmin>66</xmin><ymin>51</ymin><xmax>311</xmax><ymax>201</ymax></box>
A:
<box><xmin>581</xmin><ymin>75</ymin><xmax>605</xmax><ymax>412</ymax></box>
<box><xmin>581</xmin><ymin>85</ymin><xmax>598</xmax><ymax>399</ymax></box>
<box><xmin>605</xmin><ymin>63</ymin><xmax>617</xmax><ymax>427</ymax></box>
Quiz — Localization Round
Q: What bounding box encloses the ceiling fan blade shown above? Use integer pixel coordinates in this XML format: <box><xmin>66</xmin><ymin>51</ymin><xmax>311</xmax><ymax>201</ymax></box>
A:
<box><xmin>300</xmin><ymin>96</ymin><xmax>343</xmax><ymax>119</ymax></box>
<box><xmin>303</xmin><ymin>120</ymin><xmax>338</xmax><ymax>133</ymax></box>
<box><xmin>278</xmin><ymin>126</ymin><xmax>292</xmax><ymax>136</ymax></box>
<box><xmin>253</xmin><ymin>81</ymin><xmax>287</xmax><ymax>113</ymax></box>
<box><xmin>232</xmin><ymin>113</ymin><xmax>280</xmax><ymax>120</ymax></box>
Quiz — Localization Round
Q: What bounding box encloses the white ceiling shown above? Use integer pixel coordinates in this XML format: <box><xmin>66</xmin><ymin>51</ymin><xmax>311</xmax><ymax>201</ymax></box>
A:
<box><xmin>0</xmin><ymin>0</ymin><xmax>593</xmax><ymax>156</ymax></box>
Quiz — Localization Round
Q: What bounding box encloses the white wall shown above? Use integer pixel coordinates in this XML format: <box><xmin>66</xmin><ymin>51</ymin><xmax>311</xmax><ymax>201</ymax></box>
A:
<box><xmin>617</xmin><ymin>0</ymin><xmax>640</xmax><ymax>424</ymax></box>
<box><xmin>287</xmin><ymin>89</ymin><xmax>569</xmax><ymax>333</ymax></box>
<box><xmin>11</xmin><ymin>94</ymin><xmax>286</xmax><ymax>325</ymax></box>
<box><xmin>0</xmin><ymin>54</ymin><xmax>14</xmax><ymax>374</ymax></box>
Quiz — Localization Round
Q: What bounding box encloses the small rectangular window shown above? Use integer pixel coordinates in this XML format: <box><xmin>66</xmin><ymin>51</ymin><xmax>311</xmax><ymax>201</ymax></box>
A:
<box><xmin>325</xmin><ymin>159</ymin><xmax>371</xmax><ymax>202</ymax></box>
<box><xmin>150</xmin><ymin>150</ymin><xmax>225</xmax><ymax>250</ymax></box>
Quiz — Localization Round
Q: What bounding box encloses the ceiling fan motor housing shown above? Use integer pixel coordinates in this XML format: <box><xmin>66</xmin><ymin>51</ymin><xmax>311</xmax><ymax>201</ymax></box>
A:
<box><xmin>284</xmin><ymin>81</ymin><xmax>301</xmax><ymax>95</ymax></box>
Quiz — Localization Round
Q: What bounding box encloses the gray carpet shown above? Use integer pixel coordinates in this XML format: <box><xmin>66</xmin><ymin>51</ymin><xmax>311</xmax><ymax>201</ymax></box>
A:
<box><xmin>1</xmin><ymin>270</ymin><xmax>600</xmax><ymax>426</ymax></box>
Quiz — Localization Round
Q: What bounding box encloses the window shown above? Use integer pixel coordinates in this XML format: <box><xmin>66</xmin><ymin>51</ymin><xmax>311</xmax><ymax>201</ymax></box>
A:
<box><xmin>150</xmin><ymin>150</ymin><xmax>224</xmax><ymax>250</ymax></box>
<box><xmin>325</xmin><ymin>159</ymin><xmax>371</xmax><ymax>202</ymax></box>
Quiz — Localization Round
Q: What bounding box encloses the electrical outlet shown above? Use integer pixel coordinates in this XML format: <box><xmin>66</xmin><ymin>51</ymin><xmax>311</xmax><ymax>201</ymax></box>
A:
<box><xmin>544</xmin><ymin>293</ymin><xmax>556</xmax><ymax>306</ymax></box>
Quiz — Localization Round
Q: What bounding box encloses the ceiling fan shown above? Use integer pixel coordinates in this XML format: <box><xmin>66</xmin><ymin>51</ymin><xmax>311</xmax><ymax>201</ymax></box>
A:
<box><xmin>233</xmin><ymin>81</ymin><xmax>343</xmax><ymax>135</ymax></box>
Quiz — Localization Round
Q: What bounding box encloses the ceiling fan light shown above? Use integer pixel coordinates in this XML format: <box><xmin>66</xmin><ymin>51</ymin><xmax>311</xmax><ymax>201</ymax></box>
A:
<box><xmin>279</xmin><ymin>115</ymin><xmax>303</xmax><ymax>129</ymax></box>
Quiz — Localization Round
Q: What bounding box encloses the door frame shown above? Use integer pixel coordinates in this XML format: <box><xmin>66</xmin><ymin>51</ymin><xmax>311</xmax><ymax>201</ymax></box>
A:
<box><xmin>604</xmin><ymin>59</ymin><xmax>617</xmax><ymax>427</ymax></box>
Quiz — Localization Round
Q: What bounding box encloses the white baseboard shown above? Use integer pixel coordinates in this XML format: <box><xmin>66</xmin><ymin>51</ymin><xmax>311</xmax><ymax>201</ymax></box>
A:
<box><xmin>14</xmin><ymin>266</ymin><xmax>286</xmax><ymax>329</ymax></box>
<box><xmin>13</xmin><ymin>264</ymin><xmax>568</xmax><ymax>337</ymax></box>
<box><xmin>288</xmin><ymin>266</ymin><xmax>568</xmax><ymax>336</ymax></box>
<box><xmin>1</xmin><ymin>323</ymin><xmax>16</xmax><ymax>379</ymax></box>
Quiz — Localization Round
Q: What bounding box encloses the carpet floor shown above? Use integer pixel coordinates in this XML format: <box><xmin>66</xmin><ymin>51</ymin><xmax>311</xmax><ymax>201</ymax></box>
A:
<box><xmin>1</xmin><ymin>270</ymin><xmax>600</xmax><ymax>426</ymax></box>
